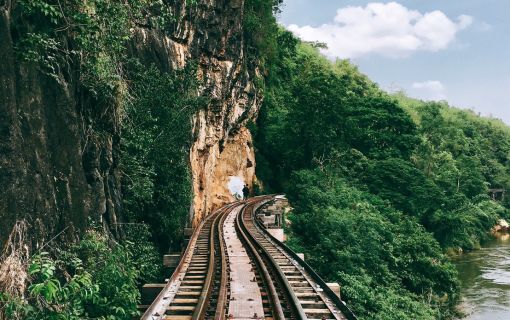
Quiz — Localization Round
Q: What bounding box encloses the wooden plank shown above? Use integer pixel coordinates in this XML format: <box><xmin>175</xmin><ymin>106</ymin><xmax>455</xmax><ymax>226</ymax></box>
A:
<box><xmin>303</xmin><ymin>308</ymin><xmax>334</xmax><ymax>314</ymax></box>
<box><xmin>172</xmin><ymin>299</ymin><xmax>198</xmax><ymax>304</ymax></box>
<box><xmin>224</xmin><ymin>207</ymin><xmax>265</xmax><ymax>319</ymax></box>
<box><xmin>164</xmin><ymin>316</ymin><xmax>192</xmax><ymax>320</ymax></box>
<box><xmin>163</xmin><ymin>254</ymin><xmax>181</xmax><ymax>268</ymax></box>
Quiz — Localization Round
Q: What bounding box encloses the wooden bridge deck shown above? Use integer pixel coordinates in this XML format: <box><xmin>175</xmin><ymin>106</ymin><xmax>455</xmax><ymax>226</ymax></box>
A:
<box><xmin>224</xmin><ymin>206</ymin><xmax>265</xmax><ymax>319</ymax></box>
<box><xmin>141</xmin><ymin>197</ymin><xmax>357</xmax><ymax>320</ymax></box>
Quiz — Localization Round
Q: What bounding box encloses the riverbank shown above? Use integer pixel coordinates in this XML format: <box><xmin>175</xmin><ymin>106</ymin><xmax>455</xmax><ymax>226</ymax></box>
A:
<box><xmin>453</xmin><ymin>232</ymin><xmax>510</xmax><ymax>319</ymax></box>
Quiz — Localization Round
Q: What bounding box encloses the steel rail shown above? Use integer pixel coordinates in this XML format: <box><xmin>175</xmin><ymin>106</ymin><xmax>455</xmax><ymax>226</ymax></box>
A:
<box><xmin>191</xmin><ymin>209</ymin><xmax>224</xmax><ymax>319</ymax></box>
<box><xmin>234</xmin><ymin>201</ymin><xmax>287</xmax><ymax>320</ymax></box>
<box><xmin>141</xmin><ymin>204</ymin><xmax>236</xmax><ymax>320</ymax></box>
<box><xmin>238</xmin><ymin>199</ymin><xmax>308</xmax><ymax>320</ymax></box>
<box><xmin>253</xmin><ymin>200</ymin><xmax>358</xmax><ymax>320</ymax></box>
<box><xmin>142</xmin><ymin>195</ymin><xmax>356</xmax><ymax>320</ymax></box>
<box><xmin>213</xmin><ymin>206</ymin><xmax>230</xmax><ymax>320</ymax></box>
<box><xmin>141</xmin><ymin>209</ymin><xmax>212</xmax><ymax>319</ymax></box>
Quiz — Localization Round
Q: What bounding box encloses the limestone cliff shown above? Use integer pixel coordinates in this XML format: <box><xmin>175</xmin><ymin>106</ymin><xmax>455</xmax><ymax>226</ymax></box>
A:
<box><xmin>0</xmin><ymin>0</ymin><xmax>260</xmax><ymax>290</ymax></box>
<box><xmin>0</xmin><ymin>4</ymin><xmax>123</xmax><ymax>244</ymax></box>
<box><xmin>129</xmin><ymin>1</ymin><xmax>261</xmax><ymax>226</ymax></box>
<box><xmin>0</xmin><ymin>0</ymin><xmax>123</xmax><ymax>294</ymax></box>
<box><xmin>198</xmin><ymin>127</ymin><xmax>257</xmax><ymax>225</ymax></box>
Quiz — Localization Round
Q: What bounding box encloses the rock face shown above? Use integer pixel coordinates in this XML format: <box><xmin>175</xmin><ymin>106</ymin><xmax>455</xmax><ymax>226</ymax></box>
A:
<box><xmin>0</xmin><ymin>0</ymin><xmax>260</xmax><ymax>273</ymax></box>
<box><xmin>0</xmin><ymin>5</ymin><xmax>122</xmax><ymax>253</ymax></box>
<box><xmin>130</xmin><ymin>1</ymin><xmax>261</xmax><ymax>226</ymax></box>
<box><xmin>0</xmin><ymin>1</ymin><xmax>123</xmax><ymax>294</ymax></box>
<box><xmin>166</xmin><ymin>0</ymin><xmax>262</xmax><ymax>225</ymax></box>
<box><xmin>198</xmin><ymin>127</ymin><xmax>257</xmax><ymax>226</ymax></box>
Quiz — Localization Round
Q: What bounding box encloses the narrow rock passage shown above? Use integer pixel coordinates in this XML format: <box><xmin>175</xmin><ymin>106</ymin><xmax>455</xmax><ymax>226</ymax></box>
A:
<box><xmin>224</xmin><ymin>206</ymin><xmax>265</xmax><ymax>319</ymax></box>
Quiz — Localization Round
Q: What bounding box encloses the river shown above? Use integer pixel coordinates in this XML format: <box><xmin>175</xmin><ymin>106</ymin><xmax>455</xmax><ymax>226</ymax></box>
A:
<box><xmin>453</xmin><ymin>234</ymin><xmax>510</xmax><ymax>319</ymax></box>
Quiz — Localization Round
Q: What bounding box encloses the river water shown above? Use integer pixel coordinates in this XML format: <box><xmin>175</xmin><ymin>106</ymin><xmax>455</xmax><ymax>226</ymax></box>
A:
<box><xmin>453</xmin><ymin>234</ymin><xmax>510</xmax><ymax>319</ymax></box>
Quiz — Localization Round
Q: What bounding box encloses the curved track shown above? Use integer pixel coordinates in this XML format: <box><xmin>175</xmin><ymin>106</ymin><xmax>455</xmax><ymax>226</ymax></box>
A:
<box><xmin>239</xmin><ymin>198</ymin><xmax>357</xmax><ymax>320</ymax></box>
<box><xmin>141</xmin><ymin>204</ymin><xmax>233</xmax><ymax>320</ymax></box>
<box><xmin>141</xmin><ymin>196</ymin><xmax>357</xmax><ymax>320</ymax></box>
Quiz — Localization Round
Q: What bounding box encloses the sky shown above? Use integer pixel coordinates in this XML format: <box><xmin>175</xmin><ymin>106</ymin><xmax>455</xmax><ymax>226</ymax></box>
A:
<box><xmin>228</xmin><ymin>176</ymin><xmax>244</xmax><ymax>198</ymax></box>
<box><xmin>278</xmin><ymin>0</ymin><xmax>510</xmax><ymax>125</ymax></box>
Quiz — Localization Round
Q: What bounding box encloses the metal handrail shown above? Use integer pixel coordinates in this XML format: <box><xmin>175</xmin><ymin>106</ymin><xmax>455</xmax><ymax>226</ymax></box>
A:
<box><xmin>254</xmin><ymin>203</ymin><xmax>358</xmax><ymax>320</ymax></box>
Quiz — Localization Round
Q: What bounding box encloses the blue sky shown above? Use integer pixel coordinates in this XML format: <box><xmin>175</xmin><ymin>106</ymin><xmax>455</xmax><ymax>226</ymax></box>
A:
<box><xmin>278</xmin><ymin>0</ymin><xmax>510</xmax><ymax>124</ymax></box>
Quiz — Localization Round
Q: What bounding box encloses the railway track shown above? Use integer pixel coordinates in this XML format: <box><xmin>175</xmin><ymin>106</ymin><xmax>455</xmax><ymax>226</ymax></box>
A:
<box><xmin>141</xmin><ymin>196</ymin><xmax>356</xmax><ymax>320</ymax></box>
<box><xmin>141</xmin><ymin>203</ymin><xmax>234</xmax><ymax>320</ymax></box>
<box><xmin>239</xmin><ymin>199</ymin><xmax>357</xmax><ymax>320</ymax></box>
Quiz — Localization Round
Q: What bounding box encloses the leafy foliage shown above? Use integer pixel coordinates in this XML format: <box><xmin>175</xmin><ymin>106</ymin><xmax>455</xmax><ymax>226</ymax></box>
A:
<box><xmin>363</xmin><ymin>158</ymin><xmax>445</xmax><ymax>220</ymax></box>
<box><xmin>123</xmin><ymin>224</ymin><xmax>163</xmax><ymax>284</ymax></box>
<box><xmin>253</xmin><ymin>28</ymin><xmax>510</xmax><ymax>319</ymax></box>
<box><xmin>0</xmin><ymin>226</ymin><xmax>159</xmax><ymax>319</ymax></box>
<box><xmin>255</xmin><ymin>37</ymin><xmax>417</xmax><ymax>189</ymax></box>
<box><xmin>243</xmin><ymin>0</ymin><xmax>283</xmax><ymax>70</ymax></box>
<box><xmin>1</xmin><ymin>252</ymin><xmax>97</xmax><ymax>319</ymax></box>
<box><xmin>66</xmin><ymin>230</ymin><xmax>139</xmax><ymax>318</ymax></box>
<box><xmin>14</xmin><ymin>0</ymin><xmax>177</xmax><ymax>92</ymax></box>
<box><xmin>397</xmin><ymin>96</ymin><xmax>510</xmax><ymax>246</ymax></box>
<box><xmin>121</xmin><ymin>62</ymin><xmax>205</xmax><ymax>253</ymax></box>
<box><xmin>286</xmin><ymin>168</ymin><xmax>459</xmax><ymax>319</ymax></box>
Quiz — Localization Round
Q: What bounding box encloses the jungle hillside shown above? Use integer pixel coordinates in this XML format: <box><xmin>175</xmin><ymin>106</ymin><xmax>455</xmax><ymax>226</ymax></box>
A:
<box><xmin>1</xmin><ymin>1</ymin><xmax>509</xmax><ymax>320</ymax></box>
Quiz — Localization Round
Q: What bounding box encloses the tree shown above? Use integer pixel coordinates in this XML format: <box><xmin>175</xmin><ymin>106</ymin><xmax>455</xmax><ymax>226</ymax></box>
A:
<box><xmin>363</xmin><ymin>158</ymin><xmax>446</xmax><ymax>221</ymax></box>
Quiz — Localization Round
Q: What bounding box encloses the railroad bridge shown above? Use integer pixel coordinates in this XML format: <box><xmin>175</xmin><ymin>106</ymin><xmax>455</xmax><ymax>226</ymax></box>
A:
<box><xmin>139</xmin><ymin>196</ymin><xmax>357</xmax><ymax>320</ymax></box>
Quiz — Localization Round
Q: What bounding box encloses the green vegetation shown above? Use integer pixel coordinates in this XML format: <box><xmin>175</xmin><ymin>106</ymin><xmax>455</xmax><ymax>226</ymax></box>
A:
<box><xmin>395</xmin><ymin>95</ymin><xmax>510</xmax><ymax>249</ymax></box>
<box><xmin>286</xmin><ymin>169</ymin><xmax>458</xmax><ymax>319</ymax></box>
<box><xmin>5</xmin><ymin>0</ymin><xmax>510</xmax><ymax>319</ymax></box>
<box><xmin>14</xmin><ymin>0</ymin><xmax>176</xmax><ymax>89</ymax></box>
<box><xmin>0</xmin><ymin>225</ymin><xmax>159</xmax><ymax>319</ymax></box>
<box><xmin>243</xmin><ymin>0</ymin><xmax>283</xmax><ymax>69</ymax></box>
<box><xmin>6</xmin><ymin>0</ymin><xmax>204</xmax><ymax>318</ymax></box>
<box><xmin>121</xmin><ymin>62</ymin><xmax>205</xmax><ymax>253</ymax></box>
<box><xmin>253</xmin><ymin>26</ymin><xmax>510</xmax><ymax>318</ymax></box>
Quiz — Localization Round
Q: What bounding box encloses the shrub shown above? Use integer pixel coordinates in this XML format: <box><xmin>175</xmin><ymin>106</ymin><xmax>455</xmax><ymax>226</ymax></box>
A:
<box><xmin>0</xmin><ymin>225</ymin><xmax>162</xmax><ymax>319</ymax></box>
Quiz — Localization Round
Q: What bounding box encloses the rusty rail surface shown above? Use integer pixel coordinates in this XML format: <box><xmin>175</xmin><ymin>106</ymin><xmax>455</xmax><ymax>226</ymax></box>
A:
<box><xmin>141</xmin><ymin>195</ymin><xmax>357</xmax><ymax>320</ymax></box>
<box><xmin>141</xmin><ymin>204</ymin><xmax>235</xmax><ymax>319</ymax></box>
<box><xmin>213</xmin><ymin>209</ymin><xmax>229</xmax><ymax>320</ymax></box>
<box><xmin>250</xmin><ymin>199</ymin><xmax>358</xmax><ymax>320</ymax></box>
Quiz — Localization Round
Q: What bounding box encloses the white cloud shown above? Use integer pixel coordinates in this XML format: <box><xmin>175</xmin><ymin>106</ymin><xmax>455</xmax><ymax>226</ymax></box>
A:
<box><xmin>287</xmin><ymin>2</ymin><xmax>473</xmax><ymax>59</ymax></box>
<box><xmin>411</xmin><ymin>80</ymin><xmax>447</xmax><ymax>100</ymax></box>
<box><xmin>476</xmin><ymin>21</ymin><xmax>492</xmax><ymax>32</ymax></box>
